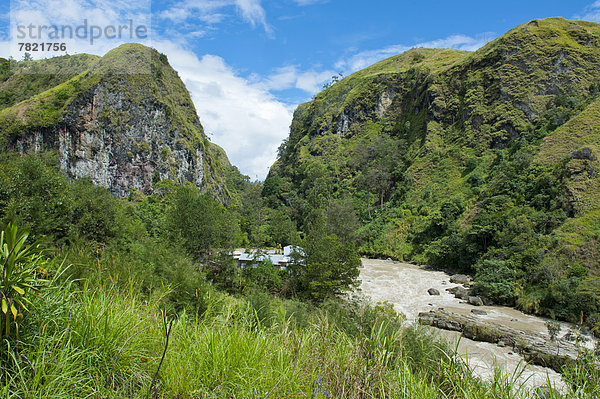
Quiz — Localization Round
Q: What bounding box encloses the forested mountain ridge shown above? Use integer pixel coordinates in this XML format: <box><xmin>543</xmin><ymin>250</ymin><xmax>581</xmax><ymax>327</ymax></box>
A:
<box><xmin>264</xmin><ymin>17</ymin><xmax>600</xmax><ymax>324</ymax></box>
<box><xmin>0</xmin><ymin>44</ymin><xmax>232</xmax><ymax>200</ymax></box>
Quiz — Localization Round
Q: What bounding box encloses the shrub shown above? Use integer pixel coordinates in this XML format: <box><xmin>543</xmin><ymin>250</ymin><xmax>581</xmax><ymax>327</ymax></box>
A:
<box><xmin>473</xmin><ymin>258</ymin><xmax>516</xmax><ymax>305</ymax></box>
<box><xmin>0</xmin><ymin>222</ymin><xmax>50</xmax><ymax>337</ymax></box>
<box><xmin>242</xmin><ymin>258</ymin><xmax>283</xmax><ymax>293</ymax></box>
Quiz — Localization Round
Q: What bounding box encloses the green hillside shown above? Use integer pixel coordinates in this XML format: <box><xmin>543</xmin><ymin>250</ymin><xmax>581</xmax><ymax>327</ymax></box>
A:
<box><xmin>0</xmin><ymin>54</ymin><xmax>99</xmax><ymax>110</ymax></box>
<box><xmin>264</xmin><ymin>17</ymin><xmax>600</xmax><ymax>324</ymax></box>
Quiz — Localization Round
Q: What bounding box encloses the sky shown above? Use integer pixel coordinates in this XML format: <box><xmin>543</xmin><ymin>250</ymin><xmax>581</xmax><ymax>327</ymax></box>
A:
<box><xmin>1</xmin><ymin>1</ymin><xmax>600</xmax><ymax>179</ymax></box>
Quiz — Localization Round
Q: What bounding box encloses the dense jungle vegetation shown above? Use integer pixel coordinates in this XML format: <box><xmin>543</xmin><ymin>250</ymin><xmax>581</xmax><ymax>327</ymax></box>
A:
<box><xmin>1</xmin><ymin>152</ymin><xmax>600</xmax><ymax>398</ymax></box>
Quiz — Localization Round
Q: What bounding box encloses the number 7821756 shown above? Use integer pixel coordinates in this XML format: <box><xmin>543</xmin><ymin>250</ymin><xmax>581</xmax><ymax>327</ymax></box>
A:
<box><xmin>18</xmin><ymin>43</ymin><xmax>67</xmax><ymax>52</ymax></box>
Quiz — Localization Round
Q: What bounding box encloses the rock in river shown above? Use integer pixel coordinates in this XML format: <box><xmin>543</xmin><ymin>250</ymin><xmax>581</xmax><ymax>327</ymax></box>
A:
<box><xmin>450</xmin><ymin>274</ymin><xmax>471</xmax><ymax>284</ymax></box>
<box><xmin>468</xmin><ymin>296</ymin><xmax>484</xmax><ymax>306</ymax></box>
<box><xmin>447</xmin><ymin>286</ymin><xmax>469</xmax><ymax>300</ymax></box>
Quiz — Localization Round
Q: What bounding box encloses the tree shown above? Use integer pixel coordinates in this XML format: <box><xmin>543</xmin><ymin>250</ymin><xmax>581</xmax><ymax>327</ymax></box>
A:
<box><xmin>324</xmin><ymin>198</ymin><xmax>361</xmax><ymax>245</ymax></box>
<box><xmin>165</xmin><ymin>184</ymin><xmax>236</xmax><ymax>259</ymax></box>
<box><xmin>266</xmin><ymin>209</ymin><xmax>298</xmax><ymax>247</ymax></box>
<box><xmin>239</xmin><ymin>182</ymin><xmax>267</xmax><ymax>246</ymax></box>
<box><xmin>287</xmin><ymin>215</ymin><xmax>361</xmax><ymax>302</ymax></box>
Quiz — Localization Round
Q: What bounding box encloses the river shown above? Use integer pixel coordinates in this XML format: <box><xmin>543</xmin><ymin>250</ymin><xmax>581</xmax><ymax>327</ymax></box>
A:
<box><xmin>356</xmin><ymin>258</ymin><xmax>594</xmax><ymax>392</ymax></box>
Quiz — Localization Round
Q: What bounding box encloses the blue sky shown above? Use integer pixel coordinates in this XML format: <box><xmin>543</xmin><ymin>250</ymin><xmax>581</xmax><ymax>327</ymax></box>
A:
<box><xmin>2</xmin><ymin>1</ymin><xmax>600</xmax><ymax>179</ymax></box>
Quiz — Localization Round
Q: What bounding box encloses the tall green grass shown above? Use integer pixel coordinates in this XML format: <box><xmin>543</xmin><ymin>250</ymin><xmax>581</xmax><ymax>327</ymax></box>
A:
<box><xmin>2</xmin><ymin>267</ymin><xmax>584</xmax><ymax>399</ymax></box>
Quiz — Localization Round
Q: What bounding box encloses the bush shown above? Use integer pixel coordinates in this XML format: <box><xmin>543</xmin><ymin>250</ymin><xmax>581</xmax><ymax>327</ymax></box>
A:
<box><xmin>242</xmin><ymin>259</ymin><xmax>283</xmax><ymax>293</ymax></box>
<box><xmin>0</xmin><ymin>222</ymin><xmax>51</xmax><ymax>337</ymax></box>
<box><xmin>71</xmin><ymin>178</ymin><xmax>133</xmax><ymax>243</ymax></box>
<box><xmin>0</xmin><ymin>153</ymin><xmax>73</xmax><ymax>241</ymax></box>
<box><xmin>473</xmin><ymin>258</ymin><xmax>516</xmax><ymax>305</ymax></box>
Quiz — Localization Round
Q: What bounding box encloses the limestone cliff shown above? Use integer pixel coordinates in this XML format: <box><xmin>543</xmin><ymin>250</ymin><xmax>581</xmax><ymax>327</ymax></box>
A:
<box><xmin>0</xmin><ymin>44</ymin><xmax>229</xmax><ymax>200</ymax></box>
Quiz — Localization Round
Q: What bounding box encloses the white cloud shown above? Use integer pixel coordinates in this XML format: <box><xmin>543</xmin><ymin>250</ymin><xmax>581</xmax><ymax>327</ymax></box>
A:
<box><xmin>9</xmin><ymin>0</ymin><xmax>151</xmax><ymax>58</ymax></box>
<box><xmin>234</xmin><ymin>0</ymin><xmax>271</xmax><ymax>34</ymax></box>
<box><xmin>158</xmin><ymin>0</ymin><xmax>229</xmax><ymax>24</ymax></box>
<box><xmin>336</xmin><ymin>33</ymin><xmax>494</xmax><ymax>73</ymax></box>
<box><xmin>262</xmin><ymin>65</ymin><xmax>335</xmax><ymax>94</ymax></box>
<box><xmin>574</xmin><ymin>1</ymin><xmax>600</xmax><ymax>22</ymax></box>
<box><xmin>158</xmin><ymin>0</ymin><xmax>271</xmax><ymax>34</ymax></box>
<box><xmin>0</xmin><ymin>40</ymin><xmax>9</xmax><ymax>55</ymax></box>
<box><xmin>158</xmin><ymin>7</ymin><xmax>192</xmax><ymax>23</ymax></box>
<box><xmin>152</xmin><ymin>40</ymin><xmax>293</xmax><ymax>179</ymax></box>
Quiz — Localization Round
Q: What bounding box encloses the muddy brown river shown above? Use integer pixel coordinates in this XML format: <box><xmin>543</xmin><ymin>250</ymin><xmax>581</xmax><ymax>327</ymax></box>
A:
<box><xmin>356</xmin><ymin>258</ymin><xmax>596</xmax><ymax>392</ymax></box>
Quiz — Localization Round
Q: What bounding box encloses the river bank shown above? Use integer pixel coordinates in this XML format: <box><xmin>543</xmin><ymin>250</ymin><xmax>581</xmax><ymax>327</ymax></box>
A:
<box><xmin>356</xmin><ymin>258</ymin><xmax>597</xmax><ymax>391</ymax></box>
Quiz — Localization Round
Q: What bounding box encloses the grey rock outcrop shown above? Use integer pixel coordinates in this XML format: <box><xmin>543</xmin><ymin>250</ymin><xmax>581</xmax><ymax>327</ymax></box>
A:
<box><xmin>427</xmin><ymin>288</ymin><xmax>440</xmax><ymax>296</ymax></box>
<box><xmin>13</xmin><ymin>87</ymin><xmax>206</xmax><ymax>197</ymax></box>
<box><xmin>418</xmin><ymin>309</ymin><xmax>584</xmax><ymax>373</ymax></box>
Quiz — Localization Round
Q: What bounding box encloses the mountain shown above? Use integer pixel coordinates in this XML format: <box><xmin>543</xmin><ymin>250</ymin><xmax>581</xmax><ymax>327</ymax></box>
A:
<box><xmin>264</xmin><ymin>17</ymin><xmax>600</xmax><ymax>323</ymax></box>
<box><xmin>0</xmin><ymin>44</ymin><xmax>231</xmax><ymax>200</ymax></box>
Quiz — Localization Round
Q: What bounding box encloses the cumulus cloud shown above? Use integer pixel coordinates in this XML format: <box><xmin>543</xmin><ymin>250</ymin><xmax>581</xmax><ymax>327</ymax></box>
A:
<box><xmin>0</xmin><ymin>40</ymin><xmax>9</xmax><ymax>55</ymax></box>
<box><xmin>574</xmin><ymin>1</ymin><xmax>600</xmax><ymax>22</ymax></box>
<box><xmin>144</xmin><ymin>40</ymin><xmax>294</xmax><ymax>179</ymax></box>
<box><xmin>9</xmin><ymin>0</ymin><xmax>151</xmax><ymax>59</ymax></box>
<box><xmin>336</xmin><ymin>33</ymin><xmax>494</xmax><ymax>73</ymax></box>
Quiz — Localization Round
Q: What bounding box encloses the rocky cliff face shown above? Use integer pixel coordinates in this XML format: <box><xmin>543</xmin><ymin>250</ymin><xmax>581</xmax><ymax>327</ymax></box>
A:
<box><xmin>1</xmin><ymin>44</ymin><xmax>229</xmax><ymax>200</ymax></box>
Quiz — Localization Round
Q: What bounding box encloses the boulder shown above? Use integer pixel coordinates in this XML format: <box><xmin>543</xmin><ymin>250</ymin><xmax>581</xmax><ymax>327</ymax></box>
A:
<box><xmin>571</xmin><ymin>147</ymin><xmax>597</xmax><ymax>161</ymax></box>
<box><xmin>468</xmin><ymin>296</ymin><xmax>484</xmax><ymax>306</ymax></box>
<box><xmin>471</xmin><ymin>309</ymin><xmax>487</xmax><ymax>315</ymax></box>
<box><xmin>427</xmin><ymin>288</ymin><xmax>440</xmax><ymax>296</ymax></box>
<box><xmin>450</xmin><ymin>274</ymin><xmax>471</xmax><ymax>284</ymax></box>
<box><xmin>447</xmin><ymin>286</ymin><xmax>469</xmax><ymax>300</ymax></box>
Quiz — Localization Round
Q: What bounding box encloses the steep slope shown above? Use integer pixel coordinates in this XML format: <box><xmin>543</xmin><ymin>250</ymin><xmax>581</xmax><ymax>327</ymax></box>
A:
<box><xmin>0</xmin><ymin>54</ymin><xmax>100</xmax><ymax>110</ymax></box>
<box><xmin>264</xmin><ymin>17</ymin><xmax>600</xmax><ymax>324</ymax></box>
<box><xmin>0</xmin><ymin>44</ymin><xmax>230</xmax><ymax>200</ymax></box>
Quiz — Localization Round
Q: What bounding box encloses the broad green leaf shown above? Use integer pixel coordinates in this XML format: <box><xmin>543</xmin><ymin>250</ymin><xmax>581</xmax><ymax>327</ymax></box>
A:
<box><xmin>1</xmin><ymin>297</ymin><xmax>7</xmax><ymax>314</ymax></box>
<box><xmin>10</xmin><ymin>303</ymin><xmax>17</xmax><ymax>320</ymax></box>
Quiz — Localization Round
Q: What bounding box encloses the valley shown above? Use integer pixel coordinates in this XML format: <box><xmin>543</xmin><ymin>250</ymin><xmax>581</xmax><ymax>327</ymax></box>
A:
<box><xmin>1</xmin><ymin>12</ymin><xmax>600</xmax><ymax>399</ymax></box>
